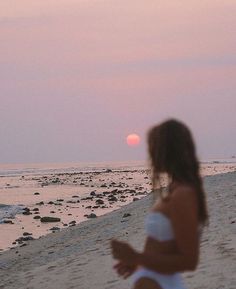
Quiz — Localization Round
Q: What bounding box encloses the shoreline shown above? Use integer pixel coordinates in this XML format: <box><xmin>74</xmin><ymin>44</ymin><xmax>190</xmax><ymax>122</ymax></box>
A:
<box><xmin>0</xmin><ymin>168</ymin><xmax>151</xmax><ymax>250</ymax></box>
<box><xmin>0</xmin><ymin>171</ymin><xmax>235</xmax><ymax>289</ymax></box>
<box><xmin>1</xmin><ymin>163</ymin><xmax>235</xmax><ymax>251</ymax></box>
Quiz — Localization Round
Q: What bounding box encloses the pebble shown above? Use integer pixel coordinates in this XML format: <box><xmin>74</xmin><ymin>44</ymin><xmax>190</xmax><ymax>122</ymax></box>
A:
<box><xmin>123</xmin><ymin>213</ymin><xmax>131</xmax><ymax>218</ymax></box>
<box><xmin>3</xmin><ymin>220</ymin><xmax>14</xmax><ymax>224</ymax></box>
<box><xmin>87</xmin><ymin>213</ymin><xmax>97</xmax><ymax>219</ymax></box>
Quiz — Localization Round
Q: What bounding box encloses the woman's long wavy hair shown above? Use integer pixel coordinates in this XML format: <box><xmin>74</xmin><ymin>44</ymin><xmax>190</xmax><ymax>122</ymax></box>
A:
<box><xmin>148</xmin><ymin>119</ymin><xmax>208</xmax><ymax>225</ymax></box>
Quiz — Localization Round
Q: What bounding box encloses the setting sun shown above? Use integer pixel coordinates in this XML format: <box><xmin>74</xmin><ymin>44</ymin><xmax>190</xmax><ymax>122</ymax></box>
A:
<box><xmin>126</xmin><ymin>134</ymin><xmax>141</xmax><ymax>146</ymax></box>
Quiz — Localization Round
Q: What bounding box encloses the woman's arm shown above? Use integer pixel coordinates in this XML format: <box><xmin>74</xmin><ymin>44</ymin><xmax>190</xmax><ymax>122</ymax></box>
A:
<box><xmin>111</xmin><ymin>186</ymin><xmax>200</xmax><ymax>274</ymax></box>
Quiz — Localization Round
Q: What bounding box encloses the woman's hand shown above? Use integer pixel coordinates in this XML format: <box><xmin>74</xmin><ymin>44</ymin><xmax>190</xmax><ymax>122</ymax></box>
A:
<box><xmin>113</xmin><ymin>261</ymin><xmax>137</xmax><ymax>279</ymax></box>
<box><xmin>111</xmin><ymin>239</ymin><xmax>139</xmax><ymax>265</ymax></box>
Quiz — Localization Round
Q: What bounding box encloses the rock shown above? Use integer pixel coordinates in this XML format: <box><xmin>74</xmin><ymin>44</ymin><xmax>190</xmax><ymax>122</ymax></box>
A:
<box><xmin>57</xmin><ymin>199</ymin><xmax>64</xmax><ymax>202</ymax></box>
<box><xmin>22</xmin><ymin>210</ymin><xmax>31</xmax><ymax>215</ymax></box>
<box><xmin>72</xmin><ymin>195</ymin><xmax>79</xmax><ymax>198</ymax></box>
<box><xmin>23</xmin><ymin>232</ymin><xmax>32</xmax><ymax>236</ymax></box>
<box><xmin>48</xmin><ymin>201</ymin><xmax>54</xmax><ymax>205</ymax></box>
<box><xmin>69</xmin><ymin>220</ymin><xmax>76</xmax><ymax>225</ymax></box>
<box><xmin>32</xmin><ymin>208</ymin><xmax>39</xmax><ymax>211</ymax></box>
<box><xmin>100</xmin><ymin>184</ymin><xmax>107</xmax><ymax>188</ymax></box>
<box><xmin>123</xmin><ymin>213</ymin><xmax>131</xmax><ymax>218</ymax></box>
<box><xmin>16</xmin><ymin>236</ymin><xmax>34</xmax><ymax>242</ymax></box>
<box><xmin>33</xmin><ymin>215</ymin><xmax>41</xmax><ymax>219</ymax></box>
<box><xmin>85</xmin><ymin>205</ymin><xmax>92</xmax><ymax>209</ymax></box>
<box><xmin>133</xmin><ymin>197</ymin><xmax>139</xmax><ymax>202</ymax></box>
<box><xmin>40</xmin><ymin>217</ymin><xmax>61</xmax><ymax>223</ymax></box>
<box><xmin>96</xmin><ymin>199</ymin><xmax>104</xmax><ymax>205</ymax></box>
<box><xmin>108</xmin><ymin>196</ymin><xmax>118</xmax><ymax>202</ymax></box>
<box><xmin>23</xmin><ymin>236</ymin><xmax>34</xmax><ymax>241</ymax></box>
<box><xmin>52</xmin><ymin>178</ymin><xmax>60</xmax><ymax>183</ymax></box>
<box><xmin>23</xmin><ymin>207</ymin><xmax>30</xmax><ymax>212</ymax></box>
<box><xmin>108</xmin><ymin>193</ymin><xmax>116</xmax><ymax>197</ymax></box>
<box><xmin>126</xmin><ymin>189</ymin><xmax>136</xmax><ymax>194</ymax></box>
<box><xmin>90</xmin><ymin>191</ymin><xmax>96</xmax><ymax>196</ymax></box>
<box><xmin>103</xmin><ymin>191</ymin><xmax>111</xmax><ymax>195</ymax></box>
<box><xmin>87</xmin><ymin>213</ymin><xmax>97</xmax><ymax>219</ymax></box>
<box><xmin>3</xmin><ymin>220</ymin><xmax>14</xmax><ymax>224</ymax></box>
<box><xmin>36</xmin><ymin>201</ymin><xmax>44</xmax><ymax>205</ymax></box>
<box><xmin>34</xmin><ymin>192</ymin><xmax>40</xmax><ymax>195</ymax></box>
<box><xmin>50</xmin><ymin>227</ymin><xmax>60</xmax><ymax>231</ymax></box>
<box><xmin>81</xmin><ymin>196</ymin><xmax>93</xmax><ymax>201</ymax></box>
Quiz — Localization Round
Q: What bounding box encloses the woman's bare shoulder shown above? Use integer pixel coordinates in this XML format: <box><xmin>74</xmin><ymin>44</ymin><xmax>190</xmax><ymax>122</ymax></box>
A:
<box><xmin>171</xmin><ymin>183</ymin><xmax>197</xmax><ymax>197</ymax></box>
<box><xmin>169</xmin><ymin>184</ymin><xmax>198</xmax><ymax>212</ymax></box>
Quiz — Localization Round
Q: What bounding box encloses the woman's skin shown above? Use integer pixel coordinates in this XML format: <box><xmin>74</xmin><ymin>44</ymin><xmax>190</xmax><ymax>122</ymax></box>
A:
<box><xmin>111</xmin><ymin>182</ymin><xmax>200</xmax><ymax>289</ymax></box>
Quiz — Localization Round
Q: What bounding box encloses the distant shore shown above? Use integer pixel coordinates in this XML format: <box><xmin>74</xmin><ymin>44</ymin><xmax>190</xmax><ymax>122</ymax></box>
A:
<box><xmin>0</xmin><ymin>171</ymin><xmax>235</xmax><ymax>289</ymax></box>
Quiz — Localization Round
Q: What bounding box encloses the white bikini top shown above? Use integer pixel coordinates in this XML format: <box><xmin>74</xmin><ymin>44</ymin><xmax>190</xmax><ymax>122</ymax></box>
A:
<box><xmin>145</xmin><ymin>211</ymin><xmax>174</xmax><ymax>241</ymax></box>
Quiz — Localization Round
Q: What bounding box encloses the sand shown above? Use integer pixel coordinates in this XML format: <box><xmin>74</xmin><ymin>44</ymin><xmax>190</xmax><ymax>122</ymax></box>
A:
<box><xmin>0</xmin><ymin>171</ymin><xmax>235</xmax><ymax>289</ymax></box>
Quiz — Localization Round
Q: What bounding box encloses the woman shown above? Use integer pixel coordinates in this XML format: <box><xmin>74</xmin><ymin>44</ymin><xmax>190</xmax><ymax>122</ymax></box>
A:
<box><xmin>111</xmin><ymin>119</ymin><xmax>208</xmax><ymax>289</ymax></box>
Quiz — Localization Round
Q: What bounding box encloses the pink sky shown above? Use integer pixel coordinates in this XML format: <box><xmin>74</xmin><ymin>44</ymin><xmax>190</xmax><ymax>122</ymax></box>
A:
<box><xmin>0</xmin><ymin>0</ymin><xmax>236</xmax><ymax>163</ymax></box>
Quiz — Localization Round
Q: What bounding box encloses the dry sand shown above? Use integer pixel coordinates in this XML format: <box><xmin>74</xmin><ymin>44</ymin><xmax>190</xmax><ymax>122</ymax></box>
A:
<box><xmin>0</xmin><ymin>171</ymin><xmax>235</xmax><ymax>289</ymax></box>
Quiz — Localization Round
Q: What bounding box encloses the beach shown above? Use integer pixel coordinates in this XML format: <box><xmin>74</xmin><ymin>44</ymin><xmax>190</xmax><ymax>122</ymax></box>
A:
<box><xmin>0</xmin><ymin>162</ymin><xmax>150</xmax><ymax>250</ymax></box>
<box><xmin>0</xmin><ymin>168</ymin><xmax>235</xmax><ymax>289</ymax></box>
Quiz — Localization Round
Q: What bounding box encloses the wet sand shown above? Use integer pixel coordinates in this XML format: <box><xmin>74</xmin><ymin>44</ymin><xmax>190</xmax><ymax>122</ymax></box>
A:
<box><xmin>0</xmin><ymin>171</ymin><xmax>235</xmax><ymax>289</ymax></box>
<box><xmin>0</xmin><ymin>168</ymin><xmax>150</xmax><ymax>250</ymax></box>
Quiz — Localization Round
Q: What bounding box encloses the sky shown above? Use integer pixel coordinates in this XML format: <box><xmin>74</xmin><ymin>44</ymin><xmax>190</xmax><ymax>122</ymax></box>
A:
<box><xmin>0</xmin><ymin>0</ymin><xmax>236</xmax><ymax>163</ymax></box>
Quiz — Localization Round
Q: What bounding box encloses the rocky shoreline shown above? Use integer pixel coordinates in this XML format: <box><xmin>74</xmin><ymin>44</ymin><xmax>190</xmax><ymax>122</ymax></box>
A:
<box><xmin>0</xmin><ymin>168</ymin><xmax>151</xmax><ymax>250</ymax></box>
<box><xmin>0</xmin><ymin>171</ymin><xmax>235</xmax><ymax>289</ymax></box>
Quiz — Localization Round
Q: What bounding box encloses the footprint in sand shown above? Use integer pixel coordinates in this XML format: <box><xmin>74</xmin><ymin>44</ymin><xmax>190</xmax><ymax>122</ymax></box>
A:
<box><xmin>47</xmin><ymin>265</ymin><xmax>57</xmax><ymax>271</ymax></box>
<box><xmin>76</xmin><ymin>262</ymin><xmax>87</xmax><ymax>267</ymax></box>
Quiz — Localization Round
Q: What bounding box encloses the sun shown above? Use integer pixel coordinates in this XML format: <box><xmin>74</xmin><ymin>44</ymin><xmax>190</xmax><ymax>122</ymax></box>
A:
<box><xmin>126</xmin><ymin>133</ymin><xmax>141</xmax><ymax>146</ymax></box>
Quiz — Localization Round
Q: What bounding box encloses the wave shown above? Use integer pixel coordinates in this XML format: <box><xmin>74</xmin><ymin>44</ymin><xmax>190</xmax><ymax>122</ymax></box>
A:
<box><xmin>0</xmin><ymin>204</ymin><xmax>25</xmax><ymax>223</ymax></box>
